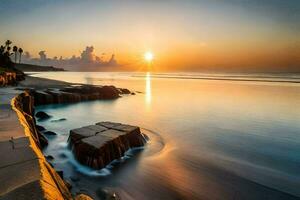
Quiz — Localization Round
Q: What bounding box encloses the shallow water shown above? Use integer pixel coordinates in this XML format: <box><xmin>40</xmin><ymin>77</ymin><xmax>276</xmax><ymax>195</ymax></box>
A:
<box><xmin>33</xmin><ymin>72</ymin><xmax>300</xmax><ymax>200</ymax></box>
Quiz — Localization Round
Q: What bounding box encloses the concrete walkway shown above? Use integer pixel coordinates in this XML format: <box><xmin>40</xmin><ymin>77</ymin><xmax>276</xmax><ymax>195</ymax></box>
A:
<box><xmin>0</xmin><ymin>86</ymin><xmax>46</xmax><ymax>199</ymax></box>
<box><xmin>0</xmin><ymin>87</ymin><xmax>24</xmax><ymax>141</ymax></box>
<box><xmin>0</xmin><ymin>80</ymin><xmax>72</xmax><ymax>199</ymax></box>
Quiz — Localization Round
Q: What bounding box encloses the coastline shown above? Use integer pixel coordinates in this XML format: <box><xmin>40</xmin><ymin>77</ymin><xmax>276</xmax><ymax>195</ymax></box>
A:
<box><xmin>0</xmin><ymin>76</ymin><xmax>74</xmax><ymax>199</ymax></box>
<box><xmin>1</xmin><ymin>74</ymin><xmax>299</xmax><ymax>199</ymax></box>
<box><xmin>0</xmin><ymin>75</ymin><xmax>133</xmax><ymax>199</ymax></box>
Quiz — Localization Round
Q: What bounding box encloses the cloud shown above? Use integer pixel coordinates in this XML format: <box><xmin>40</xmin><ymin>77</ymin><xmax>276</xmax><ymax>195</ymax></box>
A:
<box><xmin>81</xmin><ymin>46</ymin><xmax>94</xmax><ymax>63</ymax></box>
<box><xmin>23</xmin><ymin>46</ymin><xmax>120</xmax><ymax>70</ymax></box>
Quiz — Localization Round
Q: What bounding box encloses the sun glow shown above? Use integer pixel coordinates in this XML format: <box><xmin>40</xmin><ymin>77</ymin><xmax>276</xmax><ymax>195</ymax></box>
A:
<box><xmin>144</xmin><ymin>51</ymin><xmax>154</xmax><ymax>62</ymax></box>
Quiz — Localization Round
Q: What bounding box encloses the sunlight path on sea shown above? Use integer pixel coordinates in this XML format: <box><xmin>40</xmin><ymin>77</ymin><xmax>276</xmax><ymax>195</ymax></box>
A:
<box><xmin>145</xmin><ymin>72</ymin><xmax>152</xmax><ymax>108</ymax></box>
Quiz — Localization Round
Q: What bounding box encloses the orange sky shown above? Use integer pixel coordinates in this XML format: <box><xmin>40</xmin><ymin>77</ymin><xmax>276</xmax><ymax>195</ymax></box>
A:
<box><xmin>1</xmin><ymin>0</ymin><xmax>299</xmax><ymax>72</ymax></box>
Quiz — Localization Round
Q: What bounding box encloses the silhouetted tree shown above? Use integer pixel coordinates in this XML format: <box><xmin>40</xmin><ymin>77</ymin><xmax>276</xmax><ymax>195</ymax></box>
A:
<box><xmin>18</xmin><ymin>48</ymin><xmax>23</xmax><ymax>63</ymax></box>
<box><xmin>0</xmin><ymin>40</ymin><xmax>17</xmax><ymax>68</ymax></box>
<box><xmin>5</xmin><ymin>40</ymin><xmax>12</xmax><ymax>48</ymax></box>
<box><xmin>0</xmin><ymin>45</ymin><xmax>4</xmax><ymax>55</ymax></box>
<box><xmin>13</xmin><ymin>46</ymin><xmax>18</xmax><ymax>63</ymax></box>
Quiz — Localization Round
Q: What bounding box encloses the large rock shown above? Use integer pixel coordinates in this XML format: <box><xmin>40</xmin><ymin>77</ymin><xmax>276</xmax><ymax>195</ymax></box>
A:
<box><xmin>35</xmin><ymin>111</ymin><xmax>51</xmax><ymax>120</ymax></box>
<box><xmin>118</xmin><ymin>88</ymin><xmax>131</xmax><ymax>94</ymax></box>
<box><xmin>0</xmin><ymin>72</ymin><xmax>17</xmax><ymax>86</ymax></box>
<box><xmin>32</xmin><ymin>85</ymin><xmax>123</xmax><ymax>106</ymax></box>
<box><xmin>69</xmin><ymin>122</ymin><xmax>146</xmax><ymax>169</ymax></box>
<box><xmin>36</xmin><ymin>124</ymin><xmax>46</xmax><ymax>131</ymax></box>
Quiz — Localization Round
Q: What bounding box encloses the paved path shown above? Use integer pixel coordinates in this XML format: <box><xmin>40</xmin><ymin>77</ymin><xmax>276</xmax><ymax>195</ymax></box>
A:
<box><xmin>0</xmin><ymin>80</ymin><xmax>72</xmax><ymax>199</ymax></box>
<box><xmin>0</xmin><ymin>86</ymin><xmax>46</xmax><ymax>198</ymax></box>
<box><xmin>0</xmin><ymin>87</ymin><xmax>25</xmax><ymax>141</ymax></box>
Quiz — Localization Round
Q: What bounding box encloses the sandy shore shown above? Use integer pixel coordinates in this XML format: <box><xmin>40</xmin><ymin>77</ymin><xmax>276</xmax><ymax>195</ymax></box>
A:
<box><xmin>18</xmin><ymin>75</ymin><xmax>73</xmax><ymax>89</ymax></box>
<box><xmin>0</xmin><ymin>75</ymin><xmax>62</xmax><ymax>141</ymax></box>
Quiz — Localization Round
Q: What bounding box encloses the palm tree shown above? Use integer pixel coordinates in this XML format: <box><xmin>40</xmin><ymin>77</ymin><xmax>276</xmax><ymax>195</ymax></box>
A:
<box><xmin>18</xmin><ymin>48</ymin><xmax>23</xmax><ymax>63</ymax></box>
<box><xmin>5</xmin><ymin>40</ymin><xmax>12</xmax><ymax>48</ymax></box>
<box><xmin>0</xmin><ymin>45</ymin><xmax>4</xmax><ymax>54</ymax></box>
<box><xmin>1</xmin><ymin>40</ymin><xmax>14</xmax><ymax>69</ymax></box>
<box><xmin>13</xmin><ymin>46</ymin><xmax>18</xmax><ymax>63</ymax></box>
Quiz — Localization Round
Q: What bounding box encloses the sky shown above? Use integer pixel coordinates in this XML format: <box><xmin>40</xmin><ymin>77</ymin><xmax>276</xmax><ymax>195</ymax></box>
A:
<box><xmin>0</xmin><ymin>0</ymin><xmax>299</xmax><ymax>72</ymax></box>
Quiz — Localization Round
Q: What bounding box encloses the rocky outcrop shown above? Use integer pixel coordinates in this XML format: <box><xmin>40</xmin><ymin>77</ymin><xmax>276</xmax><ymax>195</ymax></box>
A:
<box><xmin>35</xmin><ymin>111</ymin><xmax>52</xmax><ymax>120</ymax></box>
<box><xmin>36</xmin><ymin>124</ymin><xmax>46</xmax><ymax>131</ymax></box>
<box><xmin>118</xmin><ymin>88</ymin><xmax>131</xmax><ymax>94</ymax></box>
<box><xmin>69</xmin><ymin>122</ymin><xmax>146</xmax><ymax>169</ymax></box>
<box><xmin>31</xmin><ymin>85</ymin><xmax>127</xmax><ymax>106</ymax></box>
<box><xmin>0</xmin><ymin>72</ymin><xmax>17</xmax><ymax>86</ymax></box>
<box><xmin>7</xmin><ymin>84</ymin><xmax>135</xmax><ymax>199</ymax></box>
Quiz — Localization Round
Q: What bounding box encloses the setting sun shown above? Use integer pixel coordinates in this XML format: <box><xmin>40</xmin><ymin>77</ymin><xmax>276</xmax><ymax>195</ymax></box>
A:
<box><xmin>1</xmin><ymin>1</ymin><xmax>299</xmax><ymax>200</ymax></box>
<box><xmin>144</xmin><ymin>51</ymin><xmax>154</xmax><ymax>62</ymax></box>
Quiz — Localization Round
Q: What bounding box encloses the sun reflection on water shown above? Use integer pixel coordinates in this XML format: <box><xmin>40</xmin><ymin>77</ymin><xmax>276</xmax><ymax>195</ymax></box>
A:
<box><xmin>145</xmin><ymin>72</ymin><xmax>152</xmax><ymax>106</ymax></box>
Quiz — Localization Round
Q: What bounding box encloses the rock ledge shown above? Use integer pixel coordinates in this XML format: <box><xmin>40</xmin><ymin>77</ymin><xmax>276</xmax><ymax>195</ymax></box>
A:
<box><xmin>69</xmin><ymin>122</ymin><xmax>146</xmax><ymax>169</ymax></box>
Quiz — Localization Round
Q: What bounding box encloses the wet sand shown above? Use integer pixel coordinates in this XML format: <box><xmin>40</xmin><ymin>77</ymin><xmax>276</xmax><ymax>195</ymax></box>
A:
<box><xmin>18</xmin><ymin>75</ymin><xmax>73</xmax><ymax>89</ymax></box>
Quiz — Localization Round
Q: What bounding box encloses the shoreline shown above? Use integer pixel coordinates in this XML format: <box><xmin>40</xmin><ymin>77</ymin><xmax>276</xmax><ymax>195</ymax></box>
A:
<box><xmin>11</xmin><ymin>91</ymin><xmax>72</xmax><ymax>199</ymax></box>
<box><xmin>0</xmin><ymin>76</ymin><xmax>75</xmax><ymax>199</ymax></box>
<box><xmin>1</xmin><ymin>74</ymin><xmax>299</xmax><ymax>199</ymax></box>
<box><xmin>0</xmin><ymin>75</ymin><xmax>128</xmax><ymax>199</ymax></box>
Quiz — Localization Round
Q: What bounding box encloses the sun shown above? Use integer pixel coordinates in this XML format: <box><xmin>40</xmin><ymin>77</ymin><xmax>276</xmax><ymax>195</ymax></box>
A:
<box><xmin>144</xmin><ymin>51</ymin><xmax>154</xmax><ymax>62</ymax></box>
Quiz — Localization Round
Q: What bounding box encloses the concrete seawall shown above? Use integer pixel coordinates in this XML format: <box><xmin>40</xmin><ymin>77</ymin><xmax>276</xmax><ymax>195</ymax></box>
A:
<box><xmin>0</xmin><ymin>91</ymin><xmax>73</xmax><ymax>199</ymax></box>
<box><xmin>0</xmin><ymin>76</ymin><xmax>133</xmax><ymax>199</ymax></box>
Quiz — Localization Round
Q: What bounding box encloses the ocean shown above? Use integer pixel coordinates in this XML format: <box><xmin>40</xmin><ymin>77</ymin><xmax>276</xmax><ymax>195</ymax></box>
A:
<box><xmin>32</xmin><ymin>72</ymin><xmax>300</xmax><ymax>200</ymax></box>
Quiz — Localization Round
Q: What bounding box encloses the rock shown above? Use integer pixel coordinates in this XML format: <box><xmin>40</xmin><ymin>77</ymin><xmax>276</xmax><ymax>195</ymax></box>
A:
<box><xmin>46</xmin><ymin>155</ymin><xmax>54</xmax><ymax>160</ymax></box>
<box><xmin>36</xmin><ymin>124</ymin><xmax>46</xmax><ymax>131</ymax></box>
<box><xmin>35</xmin><ymin>111</ymin><xmax>51</xmax><ymax>120</ymax></box>
<box><xmin>58</xmin><ymin>152</ymin><xmax>68</xmax><ymax>159</ymax></box>
<box><xmin>37</xmin><ymin>131</ymin><xmax>48</xmax><ymax>148</ymax></box>
<box><xmin>131</xmin><ymin>92</ymin><xmax>136</xmax><ymax>95</ymax></box>
<box><xmin>98</xmin><ymin>86</ymin><xmax>120</xmax><ymax>99</ymax></box>
<box><xmin>44</xmin><ymin>131</ymin><xmax>57</xmax><ymax>135</ymax></box>
<box><xmin>143</xmin><ymin>133</ymin><xmax>150</xmax><ymax>141</ymax></box>
<box><xmin>51</xmin><ymin>118</ymin><xmax>67</xmax><ymax>122</ymax></box>
<box><xmin>61</xmin><ymin>85</ymin><xmax>120</xmax><ymax>99</ymax></box>
<box><xmin>0</xmin><ymin>72</ymin><xmax>17</xmax><ymax>86</ymax></box>
<box><xmin>33</xmin><ymin>90</ymin><xmax>54</xmax><ymax>105</ymax></box>
<box><xmin>32</xmin><ymin>85</ymin><xmax>123</xmax><ymax>106</ymax></box>
<box><xmin>119</xmin><ymin>88</ymin><xmax>131</xmax><ymax>94</ymax></box>
<box><xmin>69</xmin><ymin>122</ymin><xmax>146</xmax><ymax>169</ymax></box>
<box><xmin>75</xmin><ymin>194</ymin><xmax>94</xmax><ymax>200</ymax></box>
<box><xmin>57</xmin><ymin>170</ymin><xmax>64</xmax><ymax>179</ymax></box>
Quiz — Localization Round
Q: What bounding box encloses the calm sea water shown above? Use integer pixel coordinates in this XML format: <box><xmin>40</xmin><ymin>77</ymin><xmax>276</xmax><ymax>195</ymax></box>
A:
<box><xmin>32</xmin><ymin>72</ymin><xmax>300</xmax><ymax>200</ymax></box>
